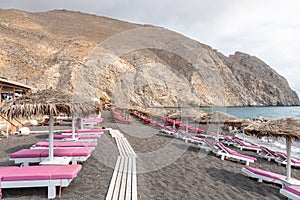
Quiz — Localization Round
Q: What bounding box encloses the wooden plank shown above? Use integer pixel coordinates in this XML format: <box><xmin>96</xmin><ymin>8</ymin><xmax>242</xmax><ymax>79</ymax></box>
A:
<box><xmin>118</xmin><ymin>137</ymin><xmax>127</xmax><ymax>157</ymax></box>
<box><xmin>106</xmin><ymin>156</ymin><xmax>121</xmax><ymax>200</ymax></box>
<box><xmin>132</xmin><ymin>158</ymin><xmax>138</xmax><ymax>200</ymax></box>
<box><xmin>115</xmin><ymin>137</ymin><xmax>125</xmax><ymax>157</ymax></box>
<box><xmin>112</xmin><ymin>157</ymin><xmax>125</xmax><ymax>200</ymax></box>
<box><xmin>119</xmin><ymin>138</ymin><xmax>131</xmax><ymax>157</ymax></box>
<box><xmin>119</xmin><ymin>157</ymin><xmax>128</xmax><ymax>200</ymax></box>
<box><xmin>122</xmin><ymin>138</ymin><xmax>137</xmax><ymax>157</ymax></box>
<box><xmin>125</xmin><ymin>157</ymin><xmax>133</xmax><ymax>200</ymax></box>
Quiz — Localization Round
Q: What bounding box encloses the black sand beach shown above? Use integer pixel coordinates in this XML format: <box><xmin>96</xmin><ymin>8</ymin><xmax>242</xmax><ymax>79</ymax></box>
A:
<box><xmin>0</xmin><ymin>110</ymin><xmax>296</xmax><ymax>199</ymax></box>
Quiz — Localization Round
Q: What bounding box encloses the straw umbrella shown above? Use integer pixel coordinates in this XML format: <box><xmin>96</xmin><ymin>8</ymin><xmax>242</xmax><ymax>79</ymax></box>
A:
<box><xmin>244</xmin><ymin>117</ymin><xmax>300</xmax><ymax>181</ymax></box>
<box><xmin>0</xmin><ymin>89</ymin><xmax>100</xmax><ymax>162</ymax></box>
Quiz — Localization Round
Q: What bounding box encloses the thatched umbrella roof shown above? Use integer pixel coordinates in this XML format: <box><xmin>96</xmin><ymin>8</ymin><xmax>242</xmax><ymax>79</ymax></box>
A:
<box><xmin>0</xmin><ymin>89</ymin><xmax>100</xmax><ymax>162</ymax></box>
<box><xmin>244</xmin><ymin>117</ymin><xmax>300</xmax><ymax>140</ymax></box>
<box><xmin>244</xmin><ymin>117</ymin><xmax>300</xmax><ymax>182</ymax></box>
<box><xmin>0</xmin><ymin>89</ymin><xmax>100</xmax><ymax>119</ymax></box>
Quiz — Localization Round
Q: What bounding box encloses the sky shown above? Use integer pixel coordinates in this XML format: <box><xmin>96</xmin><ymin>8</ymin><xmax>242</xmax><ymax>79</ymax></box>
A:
<box><xmin>1</xmin><ymin>0</ymin><xmax>300</xmax><ymax>96</ymax></box>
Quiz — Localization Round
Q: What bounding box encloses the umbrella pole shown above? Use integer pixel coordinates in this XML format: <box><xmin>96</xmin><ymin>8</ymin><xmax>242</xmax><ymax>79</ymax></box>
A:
<box><xmin>186</xmin><ymin>120</ymin><xmax>188</xmax><ymax>133</ymax></box>
<box><xmin>80</xmin><ymin>118</ymin><xmax>83</xmax><ymax>129</ymax></box>
<box><xmin>286</xmin><ymin>137</ymin><xmax>292</xmax><ymax>181</ymax></box>
<box><xmin>215</xmin><ymin>124</ymin><xmax>220</xmax><ymax>142</ymax></box>
<box><xmin>72</xmin><ymin>115</ymin><xmax>76</xmax><ymax>139</ymax></box>
<box><xmin>48</xmin><ymin>114</ymin><xmax>54</xmax><ymax>161</ymax></box>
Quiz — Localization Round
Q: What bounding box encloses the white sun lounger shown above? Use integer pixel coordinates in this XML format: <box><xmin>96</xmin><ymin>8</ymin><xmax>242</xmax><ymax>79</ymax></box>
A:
<box><xmin>60</xmin><ymin>128</ymin><xmax>105</xmax><ymax>135</ymax></box>
<box><xmin>242</xmin><ymin>166</ymin><xmax>286</xmax><ymax>185</ymax></box>
<box><xmin>242</xmin><ymin>166</ymin><xmax>300</xmax><ymax>188</ymax></box>
<box><xmin>234</xmin><ymin>139</ymin><xmax>261</xmax><ymax>153</ymax></box>
<box><xmin>54</xmin><ymin>134</ymin><xmax>101</xmax><ymax>142</ymax></box>
<box><xmin>258</xmin><ymin>147</ymin><xmax>279</xmax><ymax>161</ymax></box>
<box><xmin>197</xmin><ymin>138</ymin><xmax>218</xmax><ymax>152</ymax></box>
<box><xmin>222</xmin><ymin>136</ymin><xmax>235</xmax><ymax>146</ymax></box>
<box><xmin>215</xmin><ymin>142</ymin><xmax>257</xmax><ymax>166</ymax></box>
<box><xmin>275</xmin><ymin>152</ymin><xmax>300</xmax><ymax>167</ymax></box>
<box><xmin>160</xmin><ymin>126</ymin><xmax>177</xmax><ymax>135</ymax></box>
<box><xmin>9</xmin><ymin>148</ymin><xmax>93</xmax><ymax>166</ymax></box>
<box><xmin>0</xmin><ymin>165</ymin><xmax>82</xmax><ymax>199</ymax></box>
<box><xmin>280</xmin><ymin>186</ymin><xmax>300</xmax><ymax>200</ymax></box>
<box><xmin>32</xmin><ymin>141</ymin><xmax>98</xmax><ymax>149</ymax></box>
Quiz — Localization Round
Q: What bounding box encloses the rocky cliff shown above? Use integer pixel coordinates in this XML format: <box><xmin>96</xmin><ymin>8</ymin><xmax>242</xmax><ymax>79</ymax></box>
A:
<box><xmin>0</xmin><ymin>9</ymin><xmax>299</xmax><ymax>107</ymax></box>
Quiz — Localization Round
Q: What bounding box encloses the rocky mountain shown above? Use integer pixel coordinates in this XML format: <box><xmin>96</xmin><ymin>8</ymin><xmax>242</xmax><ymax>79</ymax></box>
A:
<box><xmin>0</xmin><ymin>9</ymin><xmax>299</xmax><ymax>107</ymax></box>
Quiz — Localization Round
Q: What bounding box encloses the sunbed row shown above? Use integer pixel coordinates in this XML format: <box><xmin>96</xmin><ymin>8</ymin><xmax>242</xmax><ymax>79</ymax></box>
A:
<box><xmin>112</xmin><ymin>110</ymin><xmax>132</xmax><ymax>123</ymax></box>
<box><xmin>159</xmin><ymin>126</ymin><xmax>257</xmax><ymax>166</ymax></box>
<box><xmin>1</xmin><ymin>128</ymin><xmax>103</xmax><ymax>199</ymax></box>
<box><xmin>221</xmin><ymin>136</ymin><xmax>300</xmax><ymax>168</ymax></box>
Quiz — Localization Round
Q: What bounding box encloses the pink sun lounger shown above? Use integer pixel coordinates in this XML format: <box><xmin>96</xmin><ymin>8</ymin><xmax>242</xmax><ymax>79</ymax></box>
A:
<box><xmin>61</xmin><ymin>128</ymin><xmax>105</xmax><ymax>135</ymax></box>
<box><xmin>258</xmin><ymin>147</ymin><xmax>279</xmax><ymax>161</ymax></box>
<box><xmin>83</xmin><ymin>117</ymin><xmax>103</xmax><ymax>123</ymax></box>
<box><xmin>54</xmin><ymin>134</ymin><xmax>101</xmax><ymax>142</ymax></box>
<box><xmin>280</xmin><ymin>186</ymin><xmax>300</xmax><ymax>200</ymax></box>
<box><xmin>242</xmin><ymin>166</ymin><xmax>300</xmax><ymax>188</ymax></box>
<box><xmin>234</xmin><ymin>139</ymin><xmax>261</xmax><ymax>153</ymax></box>
<box><xmin>33</xmin><ymin>141</ymin><xmax>98</xmax><ymax>149</ymax></box>
<box><xmin>275</xmin><ymin>152</ymin><xmax>300</xmax><ymax>167</ymax></box>
<box><xmin>215</xmin><ymin>142</ymin><xmax>256</xmax><ymax>165</ymax></box>
<box><xmin>242</xmin><ymin>166</ymin><xmax>286</xmax><ymax>185</ymax></box>
<box><xmin>196</xmin><ymin>138</ymin><xmax>218</xmax><ymax>152</ymax></box>
<box><xmin>10</xmin><ymin>148</ymin><xmax>94</xmax><ymax>166</ymax></box>
<box><xmin>114</xmin><ymin>115</ymin><xmax>132</xmax><ymax>123</ymax></box>
<box><xmin>221</xmin><ymin>136</ymin><xmax>236</xmax><ymax>146</ymax></box>
<box><xmin>0</xmin><ymin>165</ymin><xmax>82</xmax><ymax>199</ymax></box>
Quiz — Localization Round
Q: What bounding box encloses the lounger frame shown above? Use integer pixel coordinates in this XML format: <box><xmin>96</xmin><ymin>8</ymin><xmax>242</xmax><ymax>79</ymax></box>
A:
<box><xmin>280</xmin><ymin>188</ymin><xmax>300</xmax><ymax>200</ymax></box>
<box><xmin>258</xmin><ymin>148</ymin><xmax>278</xmax><ymax>161</ymax></box>
<box><xmin>215</xmin><ymin>143</ymin><xmax>255</xmax><ymax>166</ymax></box>
<box><xmin>1</xmin><ymin>178</ymin><xmax>73</xmax><ymax>199</ymax></box>
<box><xmin>10</xmin><ymin>155</ymin><xmax>90</xmax><ymax>166</ymax></box>
<box><xmin>241</xmin><ymin>167</ymin><xmax>283</xmax><ymax>185</ymax></box>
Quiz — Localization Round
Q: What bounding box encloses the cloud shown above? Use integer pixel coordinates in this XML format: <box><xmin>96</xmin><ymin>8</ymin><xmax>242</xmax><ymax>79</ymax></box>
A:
<box><xmin>1</xmin><ymin>0</ymin><xmax>300</xmax><ymax>95</ymax></box>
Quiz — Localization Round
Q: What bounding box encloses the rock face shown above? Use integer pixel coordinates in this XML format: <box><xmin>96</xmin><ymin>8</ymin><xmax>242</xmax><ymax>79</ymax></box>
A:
<box><xmin>0</xmin><ymin>9</ymin><xmax>299</xmax><ymax>107</ymax></box>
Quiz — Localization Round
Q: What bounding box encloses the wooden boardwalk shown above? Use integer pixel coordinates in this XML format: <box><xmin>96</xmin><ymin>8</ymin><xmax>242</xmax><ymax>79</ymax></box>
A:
<box><xmin>106</xmin><ymin>129</ymin><xmax>137</xmax><ymax>200</ymax></box>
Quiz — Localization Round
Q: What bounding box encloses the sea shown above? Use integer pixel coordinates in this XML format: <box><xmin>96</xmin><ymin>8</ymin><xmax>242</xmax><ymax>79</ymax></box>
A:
<box><xmin>199</xmin><ymin>106</ymin><xmax>300</xmax><ymax>120</ymax></box>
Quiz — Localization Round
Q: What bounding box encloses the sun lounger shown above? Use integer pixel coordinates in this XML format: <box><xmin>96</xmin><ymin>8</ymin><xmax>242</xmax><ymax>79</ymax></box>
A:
<box><xmin>0</xmin><ymin>165</ymin><xmax>82</xmax><ymax>199</ymax></box>
<box><xmin>83</xmin><ymin>117</ymin><xmax>103</xmax><ymax>123</ymax></box>
<box><xmin>154</xmin><ymin>122</ymin><xmax>165</xmax><ymax>129</ymax></box>
<box><xmin>215</xmin><ymin>142</ymin><xmax>256</xmax><ymax>165</ymax></box>
<box><xmin>187</xmin><ymin>126</ymin><xmax>205</xmax><ymax>133</ymax></box>
<box><xmin>9</xmin><ymin>148</ymin><xmax>94</xmax><ymax>166</ymax></box>
<box><xmin>275</xmin><ymin>152</ymin><xmax>300</xmax><ymax>167</ymax></box>
<box><xmin>242</xmin><ymin>166</ymin><xmax>300</xmax><ymax>189</ymax></box>
<box><xmin>221</xmin><ymin>136</ymin><xmax>235</xmax><ymax>146</ymax></box>
<box><xmin>196</xmin><ymin>138</ymin><xmax>218</xmax><ymax>152</ymax></box>
<box><xmin>202</xmin><ymin>133</ymin><xmax>224</xmax><ymax>140</ymax></box>
<box><xmin>54</xmin><ymin>134</ymin><xmax>100</xmax><ymax>142</ymax></box>
<box><xmin>160</xmin><ymin>126</ymin><xmax>177</xmax><ymax>135</ymax></box>
<box><xmin>177</xmin><ymin>130</ymin><xmax>205</xmax><ymax>144</ymax></box>
<box><xmin>61</xmin><ymin>128</ymin><xmax>105</xmax><ymax>135</ymax></box>
<box><xmin>280</xmin><ymin>186</ymin><xmax>300</xmax><ymax>200</ymax></box>
<box><xmin>33</xmin><ymin>141</ymin><xmax>98</xmax><ymax>149</ymax></box>
<box><xmin>114</xmin><ymin>115</ymin><xmax>132</xmax><ymax>123</ymax></box>
<box><xmin>234</xmin><ymin>139</ymin><xmax>261</xmax><ymax>153</ymax></box>
<box><xmin>242</xmin><ymin>166</ymin><xmax>286</xmax><ymax>185</ymax></box>
<box><xmin>258</xmin><ymin>147</ymin><xmax>279</xmax><ymax>161</ymax></box>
